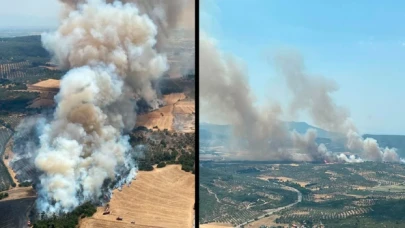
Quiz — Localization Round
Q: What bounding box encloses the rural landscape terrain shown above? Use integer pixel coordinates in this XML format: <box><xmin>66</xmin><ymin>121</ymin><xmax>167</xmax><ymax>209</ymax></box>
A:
<box><xmin>200</xmin><ymin>123</ymin><xmax>405</xmax><ymax>228</ymax></box>
<box><xmin>0</xmin><ymin>30</ymin><xmax>195</xmax><ymax>227</ymax></box>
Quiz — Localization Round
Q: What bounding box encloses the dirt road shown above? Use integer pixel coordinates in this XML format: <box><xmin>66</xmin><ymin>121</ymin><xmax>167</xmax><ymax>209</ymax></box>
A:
<box><xmin>235</xmin><ymin>185</ymin><xmax>302</xmax><ymax>227</ymax></box>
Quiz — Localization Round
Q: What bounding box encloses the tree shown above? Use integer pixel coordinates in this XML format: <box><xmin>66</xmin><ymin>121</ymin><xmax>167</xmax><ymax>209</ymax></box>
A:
<box><xmin>157</xmin><ymin>162</ymin><xmax>166</xmax><ymax>168</ymax></box>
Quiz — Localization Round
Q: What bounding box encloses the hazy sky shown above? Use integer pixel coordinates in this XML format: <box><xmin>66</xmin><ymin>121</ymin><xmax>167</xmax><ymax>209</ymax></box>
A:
<box><xmin>0</xmin><ymin>0</ymin><xmax>60</xmax><ymax>28</ymax></box>
<box><xmin>201</xmin><ymin>0</ymin><xmax>405</xmax><ymax>135</ymax></box>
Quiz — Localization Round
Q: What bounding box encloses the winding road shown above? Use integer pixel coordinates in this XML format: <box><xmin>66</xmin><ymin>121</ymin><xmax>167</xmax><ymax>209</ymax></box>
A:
<box><xmin>201</xmin><ymin>184</ymin><xmax>221</xmax><ymax>203</ymax></box>
<box><xmin>235</xmin><ymin>185</ymin><xmax>302</xmax><ymax>228</ymax></box>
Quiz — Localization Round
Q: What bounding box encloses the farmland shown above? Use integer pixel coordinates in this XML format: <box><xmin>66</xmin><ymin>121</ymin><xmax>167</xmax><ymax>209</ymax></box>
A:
<box><xmin>200</xmin><ymin>161</ymin><xmax>405</xmax><ymax>228</ymax></box>
<box><xmin>0</xmin><ymin>33</ymin><xmax>196</xmax><ymax>228</ymax></box>
<box><xmin>81</xmin><ymin>165</ymin><xmax>195</xmax><ymax>228</ymax></box>
<box><xmin>136</xmin><ymin>92</ymin><xmax>195</xmax><ymax>133</ymax></box>
<box><xmin>199</xmin><ymin>163</ymin><xmax>299</xmax><ymax>226</ymax></box>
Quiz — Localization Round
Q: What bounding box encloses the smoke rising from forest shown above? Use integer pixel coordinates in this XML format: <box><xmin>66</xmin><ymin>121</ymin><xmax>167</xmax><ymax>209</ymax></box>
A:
<box><xmin>200</xmin><ymin>32</ymin><xmax>402</xmax><ymax>164</ymax></box>
<box><xmin>273</xmin><ymin>52</ymin><xmax>401</xmax><ymax>163</ymax></box>
<box><xmin>11</xmin><ymin>0</ymin><xmax>193</xmax><ymax>214</ymax></box>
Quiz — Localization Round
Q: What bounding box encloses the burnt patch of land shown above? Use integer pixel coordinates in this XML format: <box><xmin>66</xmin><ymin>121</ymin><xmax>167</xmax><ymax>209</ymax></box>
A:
<box><xmin>0</xmin><ymin>197</ymin><xmax>35</xmax><ymax>228</ymax></box>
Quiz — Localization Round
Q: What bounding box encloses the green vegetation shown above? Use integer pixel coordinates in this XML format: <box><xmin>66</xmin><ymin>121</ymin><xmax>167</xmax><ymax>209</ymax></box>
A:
<box><xmin>157</xmin><ymin>162</ymin><xmax>166</xmax><ymax>168</ymax></box>
<box><xmin>19</xmin><ymin>181</ymin><xmax>32</xmax><ymax>187</ymax></box>
<box><xmin>0</xmin><ymin>36</ymin><xmax>49</xmax><ymax>64</ymax></box>
<box><xmin>275</xmin><ymin>180</ymin><xmax>312</xmax><ymax>195</ymax></box>
<box><xmin>130</xmin><ymin>129</ymin><xmax>194</xmax><ymax>173</ymax></box>
<box><xmin>199</xmin><ymin>165</ymin><xmax>298</xmax><ymax>225</ymax></box>
<box><xmin>321</xmin><ymin>199</ymin><xmax>405</xmax><ymax>227</ymax></box>
<box><xmin>0</xmin><ymin>88</ymin><xmax>39</xmax><ymax>113</ymax></box>
<box><xmin>179</xmin><ymin>153</ymin><xmax>194</xmax><ymax>172</ymax></box>
<box><xmin>33</xmin><ymin>202</ymin><xmax>97</xmax><ymax>228</ymax></box>
<box><xmin>0</xmin><ymin>192</ymin><xmax>8</xmax><ymax>200</ymax></box>
<box><xmin>201</xmin><ymin>161</ymin><xmax>405</xmax><ymax>227</ymax></box>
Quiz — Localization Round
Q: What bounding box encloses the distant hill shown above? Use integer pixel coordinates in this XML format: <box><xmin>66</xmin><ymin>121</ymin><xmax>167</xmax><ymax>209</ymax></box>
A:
<box><xmin>286</xmin><ymin>121</ymin><xmax>332</xmax><ymax>138</ymax></box>
<box><xmin>0</xmin><ymin>35</ymin><xmax>49</xmax><ymax>63</ymax></box>
<box><xmin>200</xmin><ymin>122</ymin><xmax>405</xmax><ymax>156</ymax></box>
<box><xmin>200</xmin><ymin>121</ymin><xmax>332</xmax><ymax>139</ymax></box>
<box><xmin>363</xmin><ymin>134</ymin><xmax>405</xmax><ymax>157</ymax></box>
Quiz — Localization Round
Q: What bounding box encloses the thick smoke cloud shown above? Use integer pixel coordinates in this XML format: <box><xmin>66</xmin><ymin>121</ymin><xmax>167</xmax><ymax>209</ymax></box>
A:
<box><xmin>43</xmin><ymin>0</ymin><xmax>168</xmax><ymax>108</ymax></box>
<box><xmin>10</xmin><ymin>0</ymin><xmax>192</xmax><ymax>214</ymax></box>
<box><xmin>200</xmin><ymin>32</ymin><xmax>331</xmax><ymax>162</ymax></box>
<box><xmin>201</xmin><ymin>31</ymin><xmax>402</xmax><ymax>164</ymax></box>
<box><xmin>273</xmin><ymin>51</ymin><xmax>401</xmax><ymax>163</ymax></box>
<box><xmin>37</xmin><ymin>0</ymin><xmax>167</xmax><ymax>212</ymax></box>
<box><xmin>58</xmin><ymin>0</ymin><xmax>195</xmax><ymax>51</ymax></box>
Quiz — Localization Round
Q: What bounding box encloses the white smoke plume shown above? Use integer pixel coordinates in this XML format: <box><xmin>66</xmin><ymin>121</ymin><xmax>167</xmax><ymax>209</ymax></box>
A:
<box><xmin>337</xmin><ymin>153</ymin><xmax>363</xmax><ymax>163</ymax></box>
<box><xmin>273</xmin><ymin>51</ymin><xmax>402</xmax><ymax>163</ymax></box>
<box><xmin>201</xmin><ymin>30</ymin><xmax>401</xmax><ymax>164</ymax></box>
<box><xmin>26</xmin><ymin>0</ymin><xmax>184</xmax><ymax>214</ymax></box>
<box><xmin>291</xmin><ymin>129</ymin><xmax>334</xmax><ymax>162</ymax></box>
<box><xmin>200</xmin><ymin>32</ymin><xmax>333</xmax><ymax>162</ymax></box>
<box><xmin>58</xmin><ymin>0</ymin><xmax>195</xmax><ymax>51</ymax></box>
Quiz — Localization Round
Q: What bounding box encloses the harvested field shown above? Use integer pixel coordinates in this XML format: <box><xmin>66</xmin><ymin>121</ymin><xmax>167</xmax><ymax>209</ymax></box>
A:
<box><xmin>136</xmin><ymin>93</ymin><xmax>195</xmax><ymax>133</ymax></box>
<box><xmin>164</xmin><ymin>93</ymin><xmax>186</xmax><ymax>105</ymax></box>
<box><xmin>81</xmin><ymin>165</ymin><xmax>195</xmax><ymax>228</ymax></box>
<box><xmin>31</xmin><ymin>79</ymin><xmax>60</xmax><ymax>88</ymax></box>
<box><xmin>313</xmin><ymin>194</ymin><xmax>334</xmax><ymax>202</ymax></box>
<box><xmin>372</xmin><ymin>185</ymin><xmax>405</xmax><ymax>192</ymax></box>
<box><xmin>27</xmin><ymin>79</ymin><xmax>60</xmax><ymax>92</ymax></box>
<box><xmin>353</xmin><ymin>185</ymin><xmax>368</xmax><ymax>190</ymax></box>
<box><xmin>200</xmin><ymin>223</ymin><xmax>233</xmax><ymax>228</ymax></box>
<box><xmin>173</xmin><ymin>100</ymin><xmax>195</xmax><ymax>114</ymax></box>
<box><xmin>136</xmin><ymin>105</ymin><xmax>174</xmax><ymax>131</ymax></box>
<box><xmin>0</xmin><ymin>187</ymin><xmax>36</xmax><ymax>201</ymax></box>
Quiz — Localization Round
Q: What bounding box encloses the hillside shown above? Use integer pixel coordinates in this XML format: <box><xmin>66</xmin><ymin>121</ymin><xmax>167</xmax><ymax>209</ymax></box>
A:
<box><xmin>363</xmin><ymin>134</ymin><xmax>405</xmax><ymax>158</ymax></box>
<box><xmin>200</xmin><ymin>122</ymin><xmax>405</xmax><ymax>156</ymax></box>
<box><xmin>81</xmin><ymin>165</ymin><xmax>195</xmax><ymax>228</ymax></box>
<box><xmin>0</xmin><ymin>35</ymin><xmax>49</xmax><ymax>64</ymax></box>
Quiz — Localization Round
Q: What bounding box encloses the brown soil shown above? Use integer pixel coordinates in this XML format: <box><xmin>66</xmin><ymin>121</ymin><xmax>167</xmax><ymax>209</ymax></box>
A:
<box><xmin>0</xmin><ymin>187</ymin><xmax>36</xmax><ymax>201</ymax></box>
<box><xmin>136</xmin><ymin>105</ymin><xmax>174</xmax><ymax>131</ymax></box>
<box><xmin>136</xmin><ymin>93</ymin><xmax>195</xmax><ymax>133</ymax></box>
<box><xmin>163</xmin><ymin>93</ymin><xmax>186</xmax><ymax>105</ymax></box>
<box><xmin>31</xmin><ymin>79</ymin><xmax>60</xmax><ymax>88</ymax></box>
<box><xmin>313</xmin><ymin>194</ymin><xmax>334</xmax><ymax>202</ymax></box>
<box><xmin>199</xmin><ymin>223</ymin><xmax>233</xmax><ymax>228</ymax></box>
<box><xmin>173</xmin><ymin>100</ymin><xmax>195</xmax><ymax>114</ymax></box>
<box><xmin>80</xmin><ymin>165</ymin><xmax>195</xmax><ymax>228</ymax></box>
<box><xmin>257</xmin><ymin>176</ymin><xmax>309</xmax><ymax>187</ymax></box>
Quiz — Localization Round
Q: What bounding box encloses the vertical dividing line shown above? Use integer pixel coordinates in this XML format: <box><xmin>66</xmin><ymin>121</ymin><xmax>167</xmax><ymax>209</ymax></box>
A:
<box><xmin>195</xmin><ymin>0</ymin><xmax>200</xmax><ymax>227</ymax></box>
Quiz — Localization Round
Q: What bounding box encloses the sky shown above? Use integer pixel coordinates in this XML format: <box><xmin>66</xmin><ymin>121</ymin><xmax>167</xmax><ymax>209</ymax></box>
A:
<box><xmin>201</xmin><ymin>0</ymin><xmax>405</xmax><ymax>135</ymax></box>
<box><xmin>0</xmin><ymin>0</ymin><xmax>60</xmax><ymax>28</ymax></box>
